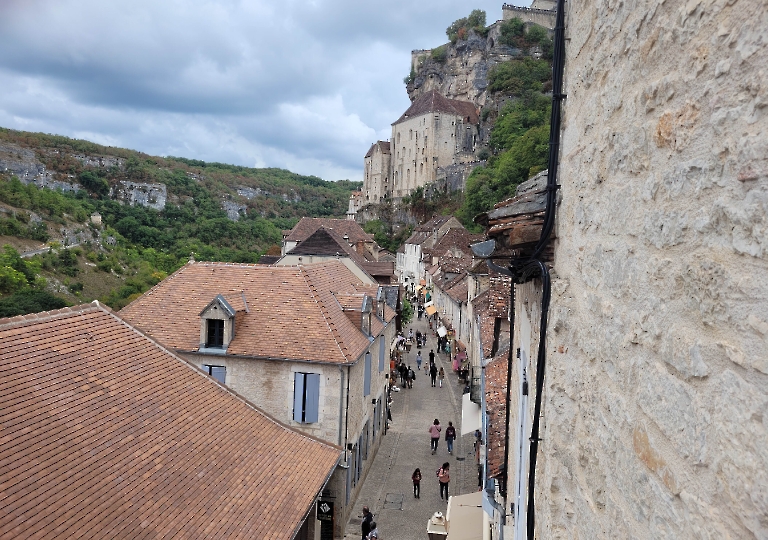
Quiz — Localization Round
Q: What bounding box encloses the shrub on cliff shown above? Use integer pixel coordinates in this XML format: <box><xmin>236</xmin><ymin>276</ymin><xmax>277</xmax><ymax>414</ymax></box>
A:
<box><xmin>446</xmin><ymin>9</ymin><xmax>486</xmax><ymax>43</ymax></box>
<box><xmin>488</xmin><ymin>58</ymin><xmax>552</xmax><ymax>96</ymax></box>
<box><xmin>431</xmin><ymin>46</ymin><xmax>448</xmax><ymax>63</ymax></box>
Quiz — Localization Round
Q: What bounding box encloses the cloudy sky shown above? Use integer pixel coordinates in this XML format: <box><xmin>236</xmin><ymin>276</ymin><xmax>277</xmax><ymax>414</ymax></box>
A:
<box><xmin>0</xmin><ymin>0</ymin><xmax>526</xmax><ymax>182</ymax></box>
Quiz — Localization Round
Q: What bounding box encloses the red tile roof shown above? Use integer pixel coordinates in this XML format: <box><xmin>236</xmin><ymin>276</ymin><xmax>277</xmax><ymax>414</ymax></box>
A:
<box><xmin>485</xmin><ymin>352</ymin><xmax>509</xmax><ymax>478</ymax></box>
<box><xmin>0</xmin><ymin>303</ymin><xmax>340</xmax><ymax>540</ymax></box>
<box><xmin>120</xmin><ymin>260</ymin><xmax>385</xmax><ymax>364</ymax></box>
<box><xmin>285</xmin><ymin>217</ymin><xmax>373</xmax><ymax>244</ymax></box>
<box><xmin>393</xmin><ymin>90</ymin><xmax>479</xmax><ymax>125</ymax></box>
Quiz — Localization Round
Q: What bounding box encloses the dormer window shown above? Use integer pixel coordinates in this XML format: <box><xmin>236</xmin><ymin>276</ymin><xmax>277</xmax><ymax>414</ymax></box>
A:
<box><xmin>207</xmin><ymin>319</ymin><xmax>224</xmax><ymax>348</ymax></box>
<box><xmin>199</xmin><ymin>294</ymin><xmax>241</xmax><ymax>354</ymax></box>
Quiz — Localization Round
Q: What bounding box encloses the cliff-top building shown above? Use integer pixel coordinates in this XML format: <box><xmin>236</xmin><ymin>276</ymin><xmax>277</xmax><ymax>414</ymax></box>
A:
<box><xmin>361</xmin><ymin>90</ymin><xmax>479</xmax><ymax>205</ymax></box>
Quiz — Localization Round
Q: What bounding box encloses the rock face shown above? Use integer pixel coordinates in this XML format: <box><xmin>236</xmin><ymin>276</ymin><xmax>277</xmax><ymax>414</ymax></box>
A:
<box><xmin>222</xmin><ymin>200</ymin><xmax>247</xmax><ymax>221</ymax></box>
<box><xmin>539</xmin><ymin>0</ymin><xmax>768</xmax><ymax>538</ymax></box>
<box><xmin>0</xmin><ymin>142</ymin><xmax>78</xmax><ymax>192</ymax></box>
<box><xmin>408</xmin><ymin>24</ymin><xmax>527</xmax><ymax>110</ymax></box>
<box><xmin>113</xmin><ymin>181</ymin><xmax>167</xmax><ymax>210</ymax></box>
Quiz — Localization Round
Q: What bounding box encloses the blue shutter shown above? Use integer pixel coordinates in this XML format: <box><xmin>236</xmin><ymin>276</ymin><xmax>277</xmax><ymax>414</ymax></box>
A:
<box><xmin>364</xmin><ymin>353</ymin><xmax>371</xmax><ymax>397</ymax></box>
<box><xmin>304</xmin><ymin>373</ymin><xmax>321</xmax><ymax>423</ymax></box>
<box><xmin>293</xmin><ymin>373</ymin><xmax>305</xmax><ymax>422</ymax></box>
<box><xmin>378</xmin><ymin>337</ymin><xmax>385</xmax><ymax>372</ymax></box>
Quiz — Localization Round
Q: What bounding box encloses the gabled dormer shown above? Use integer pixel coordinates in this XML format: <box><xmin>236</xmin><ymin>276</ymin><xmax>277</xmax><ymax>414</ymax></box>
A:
<box><xmin>199</xmin><ymin>294</ymin><xmax>238</xmax><ymax>354</ymax></box>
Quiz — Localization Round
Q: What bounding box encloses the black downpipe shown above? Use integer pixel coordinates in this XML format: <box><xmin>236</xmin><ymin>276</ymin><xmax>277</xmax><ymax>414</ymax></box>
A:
<box><xmin>524</xmin><ymin>261</ymin><xmax>551</xmax><ymax>540</ymax></box>
<box><xmin>500</xmin><ymin>283</ymin><xmax>517</xmax><ymax>501</ymax></box>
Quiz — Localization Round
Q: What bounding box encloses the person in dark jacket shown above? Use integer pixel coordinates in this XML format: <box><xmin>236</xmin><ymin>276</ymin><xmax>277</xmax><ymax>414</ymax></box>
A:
<box><xmin>429</xmin><ymin>363</ymin><xmax>438</xmax><ymax>387</ymax></box>
<box><xmin>445</xmin><ymin>421</ymin><xmax>456</xmax><ymax>455</ymax></box>
<box><xmin>361</xmin><ymin>506</ymin><xmax>373</xmax><ymax>539</ymax></box>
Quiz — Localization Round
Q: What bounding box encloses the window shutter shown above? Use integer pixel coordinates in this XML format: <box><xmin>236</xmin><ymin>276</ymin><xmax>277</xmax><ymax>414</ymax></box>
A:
<box><xmin>304</xmin><ymin>373</ymin><xmax>321</xmax><ymax>423</ymax></box>
<box><xmin>378</xmin><ymin>337</ymin><xmax>385</xmax><ymax>372</ymax></box>
<box><xmin>364</xmin><ymin>352</ymin><xmax>371</xmax><ymax>397</ymax></box>
<box><xmin>293</xmin><ymin>373</ymin><xmax>305</xmax><ymax>422</ymax></box>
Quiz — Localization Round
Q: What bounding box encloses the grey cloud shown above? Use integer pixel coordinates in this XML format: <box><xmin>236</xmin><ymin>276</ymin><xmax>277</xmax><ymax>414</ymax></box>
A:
<box><xmin>0</xmin><ymin>0</ymin><xmax>515</xmax><ymax>180</ymax></box>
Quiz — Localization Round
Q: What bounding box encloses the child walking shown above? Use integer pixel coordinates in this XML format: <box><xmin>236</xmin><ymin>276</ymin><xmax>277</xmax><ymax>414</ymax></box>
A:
<box><xmin>438</xmin><ymin>367</ymin><xmax>445</xmax><ymax>388</ymax></box>
<box><xmin>412</xmin><ymin>468</ymin><xmax>422</xmax><ymax>498</ymax></box>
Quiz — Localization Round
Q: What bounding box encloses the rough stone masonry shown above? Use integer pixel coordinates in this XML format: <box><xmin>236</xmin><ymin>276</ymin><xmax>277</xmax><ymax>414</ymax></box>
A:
<box><xmin>542</xmin><ymin>0</ymin><xmax>768</xmax><ymax>538</ymax></box>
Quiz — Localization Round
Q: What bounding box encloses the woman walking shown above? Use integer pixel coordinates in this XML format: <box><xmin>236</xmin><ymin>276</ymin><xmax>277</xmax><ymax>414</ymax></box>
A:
<box><xmin>429</xmin><ymin>419</ymin><xmax>442</xmax><ymax>454</ymax></box>
<box><xmin>412</xmin><ymin>468</ymin><xmax>422</xmax><ymax>498</ymax></box>
<box><xmin>438</xmin><ymin>462</ymin><xmax>450</xmax><ymax>500</ymax></box>
<box><xmin>438</xmin><ymin>367</ymin><xmax>445</xmax><ymax>388</ymax></box>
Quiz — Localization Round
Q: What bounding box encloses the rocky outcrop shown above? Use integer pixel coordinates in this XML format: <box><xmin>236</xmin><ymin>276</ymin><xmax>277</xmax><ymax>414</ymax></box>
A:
<box><xmin>0</xmin><ymin>142</ymin><xmax>79</xmax><ymax>192</ymax></box>
<box><xmin>113</xmin><ymin>181</ymin><xmax>167</xmax><ymax>210</ymax></box>
<box><xmin>407</xmin><ymin>23</ymin><xmax>531</xmax><ymax>109</ymax></box>
<box><xmin>222</xmin><ymin>200</ymin><xmax>247</xmax><ymax>221</ymax></box>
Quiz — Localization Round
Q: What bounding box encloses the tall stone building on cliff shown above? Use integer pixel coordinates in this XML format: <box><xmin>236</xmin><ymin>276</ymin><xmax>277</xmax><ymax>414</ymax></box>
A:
<box><xmin>361</xmin><ymin>90</ymin><xmax>479</xmax><ymax>205</ymax></box>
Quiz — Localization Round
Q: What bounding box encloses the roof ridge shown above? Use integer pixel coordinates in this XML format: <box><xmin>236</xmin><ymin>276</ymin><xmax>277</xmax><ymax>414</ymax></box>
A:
<box><xmin>0</xmin><ymin>301</ymin><xmax>107</xmax><ymax>329</ymax></box>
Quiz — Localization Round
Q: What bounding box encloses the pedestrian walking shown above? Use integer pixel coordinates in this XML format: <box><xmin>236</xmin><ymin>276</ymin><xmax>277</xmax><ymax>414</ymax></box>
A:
<box><xmin>361</xmin><ymin>506</ymin><xmax>373</xmax><ymax>539</ymax></box>
<box><xmin>399</xmin><ymin>362</ymin><xmax>407</xmax><ymax>386</ymax></box>
<box><xmin>429</xmin><ymin>349</ymin><xmax>435</xmax><ymax>365</ymax></box>
<box><xmin>412</xmin><ymin>468</ymin><xmax>422</xmax><ymax>498</ymax></box>
<box><xmin>445</xmin><ymin>422</ymin><xmax>456</xmax><ymax>455</ymax></box>
<box><xmin>438</xmin><ymin>367</ymin><xmax>445</xmax><ymax>388</ymax></box>
<box><xmin>367</xmin><ymin>521</ymin><xmax>379</xmax><ymax>539</ymax></box>
<box><xmin>416</xmin><ymin>351</ymin><xmax>422</xmax><ymax>370</ymax></box>
<box><xmin>438</xmin><ymin>462</ymin><xmax>450</xmax><ymax>500</ymax></box>
<box><xmin>430</xmin><ymin>363</ymin><xmax>438</xmax><ymax>387</ymax></box>
<box><xmin>407</xmin><ymin>366</ymin><xmax>415</xmax><ymax>389</ymax></box>
<box><xmin>429</xmin><ymin>419</ymin><xmax>441</xmax><ymax>454</ymax></box>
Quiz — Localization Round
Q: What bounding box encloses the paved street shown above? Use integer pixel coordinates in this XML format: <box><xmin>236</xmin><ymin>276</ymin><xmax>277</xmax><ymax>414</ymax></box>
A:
<box><xmin>344</xmin><ymin>313</ymin><xmax>479</xmax><ymax>540</ymax></box>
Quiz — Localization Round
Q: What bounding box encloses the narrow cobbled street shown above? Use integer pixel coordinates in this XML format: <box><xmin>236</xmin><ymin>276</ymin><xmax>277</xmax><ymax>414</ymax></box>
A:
<box><xmin>344</xmin><ymin>313</ymin><xmax>479</xmax><ymax>539</ymax></box>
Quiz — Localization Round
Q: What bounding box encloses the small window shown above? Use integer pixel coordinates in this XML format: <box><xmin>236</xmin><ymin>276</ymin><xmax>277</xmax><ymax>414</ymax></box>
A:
<box><xmin>204</xmin><ymin>365</ymin><xmax>226</xmax><ymax>384</ymax></box>
<box><xmin>206</xmin><ymin>319</ymin><xmax>224</xmax><ymax>348</ymax></box>
<box><xmin>364</xmin><ymin>352</ymin><xmax>372</xmax><ymax>397</ymax></box>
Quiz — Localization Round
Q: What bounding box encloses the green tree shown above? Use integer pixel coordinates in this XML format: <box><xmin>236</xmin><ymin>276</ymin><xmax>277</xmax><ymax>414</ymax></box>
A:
<box><xmin>446</xmin><ymin>9</ymin><xmax>486</xmax><ymax>43</ymax></box>
<box><xmin>401</xmin><ymin>298</ymin><xmax>414</xmax><ymax>325</ymax></box>
<box><xmin>0</xmin><ymin>290</ymin><xmax>68</xmax><ymax>317</ymax></box>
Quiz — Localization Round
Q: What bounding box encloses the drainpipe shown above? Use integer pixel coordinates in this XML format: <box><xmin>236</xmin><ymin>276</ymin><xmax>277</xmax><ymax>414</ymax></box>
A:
<box><xmin>338</xmin><ymin>365</ymin><xmax>346</xmax><ymax>447</ymax></box>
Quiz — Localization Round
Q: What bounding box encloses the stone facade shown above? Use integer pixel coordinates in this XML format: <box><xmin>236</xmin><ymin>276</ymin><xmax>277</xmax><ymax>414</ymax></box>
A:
<box><xmin>518</xmin><ymin>0</ymin><xmax>768</xmax><ymax>538</ymax></box>
<box><xmin>391</xmin><ymin>108</ymin><xmax>478</xmax><ymax>200</ymax></box>
<box><xmin>363</xmin><ymin>142</ymin><xmax>391</xmax><ymax>204</ymax></box>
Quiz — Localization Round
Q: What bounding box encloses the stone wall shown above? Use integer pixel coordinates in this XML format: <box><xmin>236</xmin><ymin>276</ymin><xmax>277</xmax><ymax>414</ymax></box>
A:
<box><xmin>540</xmin><ymin>0</ymin><xmax>768</xmax><ymax>538</ymax></box>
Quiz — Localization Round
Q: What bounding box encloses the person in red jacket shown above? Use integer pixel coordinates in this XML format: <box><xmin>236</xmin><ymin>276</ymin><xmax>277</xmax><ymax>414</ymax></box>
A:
<box><xmin>412</xmin><ymin>468</ymin><xmax>422</xmax><ymax>498</ymax></box>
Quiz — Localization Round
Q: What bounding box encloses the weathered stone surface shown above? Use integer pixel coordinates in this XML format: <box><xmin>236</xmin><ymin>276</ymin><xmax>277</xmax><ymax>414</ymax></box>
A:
<box><xmin>113</xmin><ymin>180</ymin><xmax>167</xmax><ymax>210</ymax></box>
<box><xmin>536</xmin><ymin>0</ymin><xmax>768</xmax><ymax>537</ymax></box>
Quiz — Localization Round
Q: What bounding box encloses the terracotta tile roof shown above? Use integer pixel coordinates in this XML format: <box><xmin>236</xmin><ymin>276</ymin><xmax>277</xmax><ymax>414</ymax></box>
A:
<box><xmin>393</xmin><ymin>90</ymin><xmax>479</xmax><ymax>125</ymax></box>
<box><xmin>438</xmin><ymin>253</ymin><xmax>473</xmax><ymax>274</ymax></box>
<box><xmin>120</xmin><ymin>260</ymin><xmax>380</xmax><ymax>364</ymax></box>
<box><xmin>471</xmin><ymin>290</ymin><xmax>495</xmax><ymax>359</ymax></box>
<box><xmin>488</xmin><ymin>272</ymin><xmax>512</xmax><ymax>319</ymax></box>
<box><xmin>285</xmin><ymin>217</ymin><xmax>373</xmax><ymax>244</ymax></box>
<box><xmin>431</xmin><ymin>228</ymin><xmax>484</xmax><ymax>257</ymax></box>
<box><xmin>0</xmin><ymin>303</ymin><xmax>341</xmax><ymax>540</ymax></box>
<box><xmin>364</xmin><ymin>140</ymin><xmax>391</xmax><ymax>158</ymax></box>
<box><xmin>446</xmin><ymin>275</ymin><xmax>469</xmax><ymax>304</ymax></box>
<box><xmin>485</xmin><ymin>352</ymin><xmax>509</xmax><ymax>478</ymax></box>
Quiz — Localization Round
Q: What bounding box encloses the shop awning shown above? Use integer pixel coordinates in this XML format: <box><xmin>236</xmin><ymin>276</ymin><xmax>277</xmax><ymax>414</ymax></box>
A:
<box><xmin>446</xmin><ymin>491</ymin><xmax>483</xmax><ymax>540</ymax></box>
<box><xmin>426</xmin><ymin>305</ymin><xmax>437</xmax><ymax>316</ymax></box>
<box><xmin>461</xmin><ymin>393</ymin><xmax>482</xmax><ymax>436</ymax></box>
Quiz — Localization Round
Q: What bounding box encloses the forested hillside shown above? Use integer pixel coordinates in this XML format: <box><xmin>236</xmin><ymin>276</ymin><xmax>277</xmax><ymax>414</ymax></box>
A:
<box><xmin>0</xmin><ymin>128</ymin><xmax>360</xmax><ymax>314</ymax></box>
